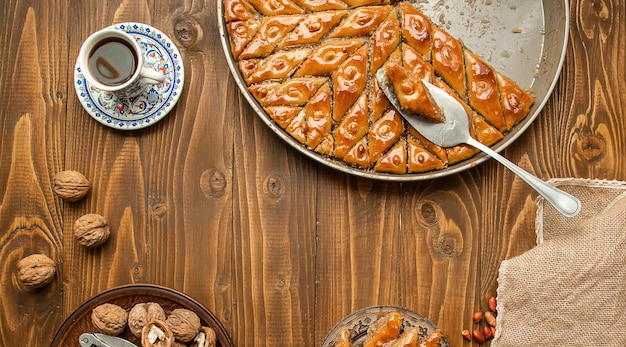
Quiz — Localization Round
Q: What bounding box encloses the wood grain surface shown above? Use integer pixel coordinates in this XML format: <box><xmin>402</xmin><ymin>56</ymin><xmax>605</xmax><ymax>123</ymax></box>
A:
<box><xmin>0</xmin><ymin>0</ymin><xmax>624</xmax><ymax>346</ymax></box>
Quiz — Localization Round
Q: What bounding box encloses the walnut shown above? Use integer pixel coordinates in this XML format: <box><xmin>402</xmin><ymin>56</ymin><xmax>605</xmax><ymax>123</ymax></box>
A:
<box><xmin>191</xmin><ymin>326</ymin><xmax>217</xmax><ymax>347</ymax></box>
<box><xmin>142</xmin><ymin>319</ymin><xmax>174</xmax><ymax>347</ymax></box>
<box><xmin>129</xmin><ymin>302</ymin><xmax>166</xmax><ymax>337</ymax></box>
<box><xmin>16</xmin><ymin>254</ymin><xmax>56</xmax><ymax>290</ymax></box>
<box><xmin>53</xmin><ymin>170</ymin><xmax>90</xmax><ymax>202</ymax></box>
<box><xmin>165</xmin><ymin>308</ymin><xmax>201</xmax><ymax>343</ymax></box>
<box><xmin>91</xmin><ymin>303</ymin><xmax>128</xmax><ymax>336</ymax></box>
<box><xmin>74</xmin><ymin>213</ymin><xmax>110</xmax><ymax>248</ymax></box>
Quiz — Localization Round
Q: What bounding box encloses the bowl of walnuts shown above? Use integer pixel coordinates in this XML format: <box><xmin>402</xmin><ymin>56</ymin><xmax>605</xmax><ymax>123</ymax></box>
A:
<box><xmin>50</xmin><ymin>284</ymin><xmax>232</xmax><ymax>347</ymax></box>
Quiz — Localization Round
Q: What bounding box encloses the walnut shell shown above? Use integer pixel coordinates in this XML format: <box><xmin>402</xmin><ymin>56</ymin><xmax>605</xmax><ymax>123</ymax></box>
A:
<box><xmin>129</xmin><ymin>302</ymin><xmax>167</xmax><ymax>337</ymax></box>
<box><xmin>165</xmin><ymin>308</ymin><xmax>201</xmax><ymax>343</ymax></box>
<box><xmin>142</xmin><ymin>319</ymin><xmax>174</xmax><ymax>347</ymax></box>
<box><xmin>16</xmin><ymin>254</ymin><xmax>56</xmax><ymax>290</ymax></box>
<box><xmin>53</xmin><ymin>170</ymin><xmax>90</xmax><ymax>202</ymax></box>
<box><xmin>191</xmin><ymin>326</ymin><xmax>217</xmax><ymax>347</ymax></box>
<box><xmin>74</xmin><ymin>213</ymin><xmax>110</xmax><ymax>248</ymax></box>
<box><xmin>91</xmin><ymin>303</ymin><xmax>128</xmax><ymax>335</ymax></box>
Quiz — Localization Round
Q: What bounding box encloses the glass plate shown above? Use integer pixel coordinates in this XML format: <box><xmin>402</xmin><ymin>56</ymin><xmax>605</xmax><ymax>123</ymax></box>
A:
<box><xmin>321</xmin><ymin>306</ymin><xmax>449</xmax><ymax>347</ymax></box>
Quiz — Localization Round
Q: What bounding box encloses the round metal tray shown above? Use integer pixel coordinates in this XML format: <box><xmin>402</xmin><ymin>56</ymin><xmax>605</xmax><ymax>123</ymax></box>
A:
<box><xmin>218</xmin><ymin>1</ymin><xmax>569</xmax><ymax>181</ymax></box>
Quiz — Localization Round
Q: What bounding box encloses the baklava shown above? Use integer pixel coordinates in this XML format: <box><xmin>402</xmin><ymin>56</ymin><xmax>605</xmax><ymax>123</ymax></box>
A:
<box><xmin>224</xmin><ymin>0</ymin><xmax>534</xmax><ymax>174</ymax></box>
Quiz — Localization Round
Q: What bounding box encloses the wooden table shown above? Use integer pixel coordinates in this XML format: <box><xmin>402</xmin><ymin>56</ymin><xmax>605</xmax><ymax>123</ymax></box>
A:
<box><xmin>0</xmin><ymin>1</ymin><xmax>624</xmax><ymax>346</ymax></box>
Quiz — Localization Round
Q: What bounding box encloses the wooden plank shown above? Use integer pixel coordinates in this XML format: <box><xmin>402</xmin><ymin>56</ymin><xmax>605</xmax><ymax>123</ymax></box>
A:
<box><xmin>61</xmin><ymin>0</ymin><xmax>235</xmax><ymax>339</ymax></box>
<box><xmin>0</xmin><ymin>0</ymin><xmax>68</xmax><ymax>345</ymax></box>
<box><xmin>400</xmin><ymin>175</ymin><xmax>482</xmax><ymax>347</ymax></box>
<box><xmin>232</xmin><ymin>101</ymin><xmax>318</xmax><ymax>345</ymax></box>
<box><xmin>314</xmin><ymin>173</ymin><xmax>402</xmax><ymax>345</ymax></box>
<box><xmin>561</xmin><ymin>0</ymin><xmax>625</xmax><ymax>179</ymax></box>
<box><xmin>62</xmin><ymin>0</ymin><xmax>155</xmax><ymax>314</ymax></box>
<box><xmin>150</xmin><ymin>0</ymin><xmax>235</xmax><ymax>334</ymax></box>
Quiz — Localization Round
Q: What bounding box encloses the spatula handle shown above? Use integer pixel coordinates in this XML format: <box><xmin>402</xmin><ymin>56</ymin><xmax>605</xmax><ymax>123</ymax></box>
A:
<box><xmin>467</xmin><ymin>138</ymin><xmax>581</xmax><ymax>218</ymax></box>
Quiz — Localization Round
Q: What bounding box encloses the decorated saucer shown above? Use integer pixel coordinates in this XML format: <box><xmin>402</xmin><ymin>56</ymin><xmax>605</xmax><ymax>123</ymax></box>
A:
<box><xmin>74</xmin><ymin>22</ymin><xmax>184</xmax><ymax>130</ymax></box>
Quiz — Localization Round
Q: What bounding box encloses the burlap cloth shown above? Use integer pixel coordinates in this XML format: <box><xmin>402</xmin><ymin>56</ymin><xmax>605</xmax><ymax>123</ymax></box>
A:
<box><xmin>492</xmin><ymin>179</ymin><xmax>626</xmax><ymax>347</ymax></box>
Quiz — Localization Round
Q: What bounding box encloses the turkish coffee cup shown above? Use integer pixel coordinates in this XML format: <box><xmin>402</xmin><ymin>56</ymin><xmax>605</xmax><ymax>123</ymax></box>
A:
<box><xmin>78</xmin><ymin>27</ymin><xmax>165</xmax><ymax>99</ymax></box>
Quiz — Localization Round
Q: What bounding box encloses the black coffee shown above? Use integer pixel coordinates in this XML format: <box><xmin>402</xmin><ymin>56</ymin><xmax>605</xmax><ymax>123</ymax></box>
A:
<box><xmin>88</xmin><ymin>38</ymin><xmax>137</xmax><ymax>86</ymax></box>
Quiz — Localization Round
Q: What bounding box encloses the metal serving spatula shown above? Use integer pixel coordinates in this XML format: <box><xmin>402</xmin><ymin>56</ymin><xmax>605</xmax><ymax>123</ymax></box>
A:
<box><xmin>376</xmin><ymin>68</ymin><xmax>581</xmax><ymax>218</ymax></box>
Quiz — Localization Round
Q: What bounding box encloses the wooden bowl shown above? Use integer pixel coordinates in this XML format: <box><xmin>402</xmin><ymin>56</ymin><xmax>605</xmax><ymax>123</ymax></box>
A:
<box><xmin>50</xmin><ymin>284</ymin><xmax>231</xmax><ymax>346</ymax></box>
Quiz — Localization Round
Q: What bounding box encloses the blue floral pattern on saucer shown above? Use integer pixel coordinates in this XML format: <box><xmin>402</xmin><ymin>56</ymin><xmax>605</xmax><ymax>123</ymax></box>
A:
<box><xmin>74</xmin><ymin>22</ymin><xmax>184</xmax><ymax>130</ymax></box>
